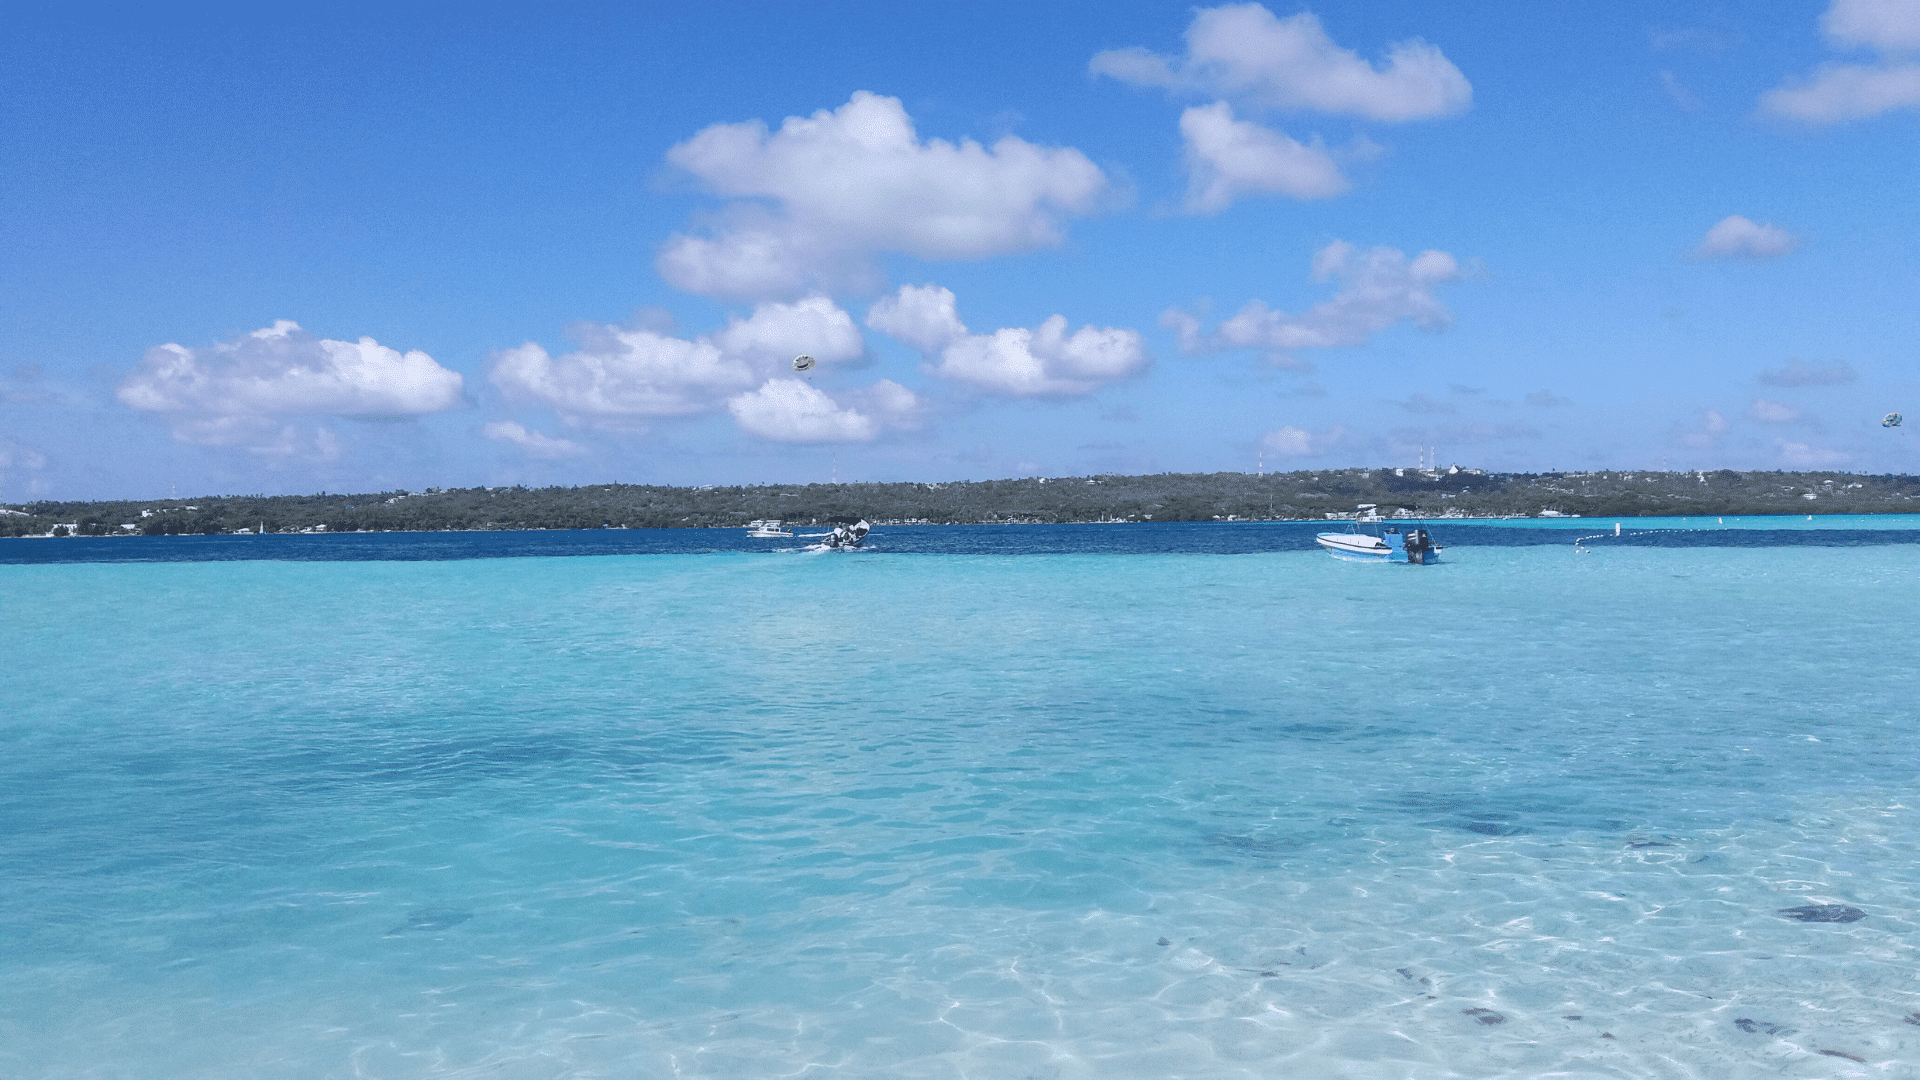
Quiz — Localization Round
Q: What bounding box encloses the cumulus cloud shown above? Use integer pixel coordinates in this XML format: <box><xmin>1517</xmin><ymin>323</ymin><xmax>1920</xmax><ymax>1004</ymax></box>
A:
<box><xmin>726</xmin><ymin>378</ymin><xmax>922</xmax><ymax>443</ymax></box>
<box><xmin>867</xmin><ymin>284</ymin><xmax>1148</xmax><ymax>397</ymax></box>
<box><xmin>1762</xmin><ymin>63</ymin><xmax>1920</xmax><ymax>120</ymax></box>
<box><xmin>1747</xmin><ymin>398</ymin><xmax>1805</xmax><ymax>423</ymax></box>
<box><xmin>935</xmin><ymin>319</ymin><xmax>1148</xmax><ymax>396</ymax></box>
<box><xmin>1762</xmin><ymin>0</ymin><xmax>1920</xmax><ymax>122</ymax></box>
<box><xmin>1823</xmin><ymin>0</ymin><xmax>1920</xmax><ymax>51</ymax></box>
<box><xmin>1525</xmin><ymin>390</ymin><xmax>1574</xmax><ymax>408</ymax></box>
<box><xmin>1091</xmin><ymin>4</ymin><xmax>1471</xmax><ymax>121</ymax></box>
<box><xmin>1258</xmin><ymin>424</ymin><xmax>1348</xmax><ymax>459</ymax></box>
<box><xmin>482</xmin><ymin>420</ymin><xmax>588</xmax><ymax>459</ymax></box>
<box><xmin>117</xmin><ymin>320</ymin><xmax>463</xmax><ymax>452</ymax></box>
<box><xmin>1690</xmin><ymin>215</ymin><xmax>1799</xmax><ymax>260</ymax></box>
<box><xmin>1759</xmin><ymin>358</ymin><xmax>1857</xmax><ymax>386</ymax></box>
<box><xmin>490</xmin><ymin>331</ymin><xmax>742</xmax><ymax>430</ymax></box>
<box><xmin>710</xmin><ymin>295</ymin><xmax>866</xmax><ymax>368</ymax></box>
<box><xmin>658</xmin><ymin>92</ymin><xmax>1109</xmax><ymax>300</ymax></box>
<box><xmin>865</xmin><ymin>284</ymin><xmax>970</xmax><ymax>354</ymax></box>
<box><xmin>1165</xmin><ymin>241</ymin><xmax>1463</xmax><ymax>361</ymax></box>
<box><xmin>1178</xmin><ymin>102</ymin><xmax>1347</xmax><ymax>211</ymax></box>
<box><xmin>489</xmin><ymin>298</ymin><xmax>865</xmax><ymax>430</ymax></box>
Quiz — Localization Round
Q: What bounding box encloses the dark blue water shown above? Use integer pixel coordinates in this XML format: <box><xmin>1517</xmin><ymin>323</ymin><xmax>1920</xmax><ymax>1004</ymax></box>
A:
<box><xmin>5</xmin><ymin>519</ymin><xmax>1918</xmax><ymax>563</ymax></box>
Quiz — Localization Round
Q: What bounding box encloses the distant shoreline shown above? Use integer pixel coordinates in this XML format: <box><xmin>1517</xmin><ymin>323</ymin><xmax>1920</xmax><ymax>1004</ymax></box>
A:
<box><xmin>6</xmin><ymin>468</ymin><xmax>1917</xmax><ymax>538</ymax></box>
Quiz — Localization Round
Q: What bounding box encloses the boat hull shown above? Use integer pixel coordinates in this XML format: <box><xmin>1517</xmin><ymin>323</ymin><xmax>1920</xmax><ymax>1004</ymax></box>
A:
<box><xmin>1315</xmin><ymin>534</ymin><xmax>1393</xmax><ymax>561</ymax></box>
<box><xmin>1315</xmin><ymin>531</ymin><xmax>1441</xmax><ymax>564</ymax></box>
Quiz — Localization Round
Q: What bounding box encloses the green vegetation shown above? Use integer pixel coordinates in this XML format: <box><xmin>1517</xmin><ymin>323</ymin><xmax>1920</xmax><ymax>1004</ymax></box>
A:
<box><xmin>4</xmin><ymin>468</ymin><xmax>1918</xmax><ymax>538</ymax></box>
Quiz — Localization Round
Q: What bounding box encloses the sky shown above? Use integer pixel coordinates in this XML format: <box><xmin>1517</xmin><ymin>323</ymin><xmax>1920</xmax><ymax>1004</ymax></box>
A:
<box><xmin>3</xmin><ymin>0</ymin><xmax>1918</xmax><ymax>500</ymax></box>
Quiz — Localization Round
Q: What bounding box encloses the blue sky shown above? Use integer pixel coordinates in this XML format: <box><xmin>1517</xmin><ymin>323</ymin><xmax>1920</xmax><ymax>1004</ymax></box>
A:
<box><xmin>3</xmin><ymin>0</ymin><xmax>1917</xmax><ymax>499</ymax></box>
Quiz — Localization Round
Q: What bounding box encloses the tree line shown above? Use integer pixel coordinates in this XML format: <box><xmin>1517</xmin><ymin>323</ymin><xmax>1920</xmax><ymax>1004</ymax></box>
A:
<box><xmin>5</xmin><ymin>467</ymin><xmax>1919</xmax><ymax>538</ymax></box>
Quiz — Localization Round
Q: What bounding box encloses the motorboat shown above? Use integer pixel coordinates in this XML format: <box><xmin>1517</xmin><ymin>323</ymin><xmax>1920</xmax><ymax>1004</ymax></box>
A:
<box><xmin>1315</xmin><ymin>506</ymin><xmax>1440</xmax><ymax>563</ymax></box>
<box><xmin>802</xmin><ymin>519</ymin><xmax>870</xmax><ymax>551</ymax></box>
<box><xmin>746</xmin><ymin>519</ymin><xmax>794</xmax><ymax>538</ymax></box>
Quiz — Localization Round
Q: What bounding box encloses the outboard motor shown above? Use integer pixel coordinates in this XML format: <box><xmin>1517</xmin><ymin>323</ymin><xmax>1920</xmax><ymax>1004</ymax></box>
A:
<box><xmin>1404</xmin><ymin>529</ymin><xmax>1432</xmax><ymax>564</ymax></box>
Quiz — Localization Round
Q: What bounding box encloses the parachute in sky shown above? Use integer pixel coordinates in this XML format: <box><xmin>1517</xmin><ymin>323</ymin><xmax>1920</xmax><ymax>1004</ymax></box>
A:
<box><xmin>792</xmin><ymin>354</ymin><xmax>815</xmax><ymax>372</ymax></box>
<box><xmin>1885</xmin><ymin>412</ymin><xmax>1903</xmax><ymax>428</ymax></box>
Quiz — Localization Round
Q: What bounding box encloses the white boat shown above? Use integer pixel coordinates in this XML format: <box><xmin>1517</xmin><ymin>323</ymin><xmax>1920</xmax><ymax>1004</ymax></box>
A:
<box><xmin>1315</xmin><ymin>506</ymin><xmax>1440</xmax><ymax>563</ymax></box>
<box><xmin>746</xmin><ymin>519</ymin><xmax>793</xmax><ymax>538</ymax></box>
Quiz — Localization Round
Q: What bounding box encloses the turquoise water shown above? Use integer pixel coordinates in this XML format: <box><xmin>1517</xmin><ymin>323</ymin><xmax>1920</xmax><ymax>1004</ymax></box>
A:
<box><xmin>5</xmin><ymin>533</ymin><xmax>1920</xmax><ymax>1077</ymax></box>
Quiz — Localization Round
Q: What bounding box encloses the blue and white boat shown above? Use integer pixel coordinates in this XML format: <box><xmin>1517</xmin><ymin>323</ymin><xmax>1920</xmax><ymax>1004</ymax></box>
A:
<box><xmin>1316</xmin><ymin>506</ymin><xmax>1441</xmax><ymax>563</ymax></box>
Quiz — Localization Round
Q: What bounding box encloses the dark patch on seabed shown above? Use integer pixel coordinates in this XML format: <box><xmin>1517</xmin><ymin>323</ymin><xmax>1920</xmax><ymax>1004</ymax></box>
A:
<box><xmin>1203</xmin><ymin>833</ymin><xmax>1306</xmax><ymax>857</ymax></box>
<box><xmin>387</xmin><ymin>908</ymin><xmax>472</xmax><ymax>935</ymax></box>
<box><xmin>1778</xmin><ymin>904</ymin><xmax>1866</xmax><ymax>923</ymax></box>
<box><xmin>1734</xmin><ymin>1018</ymin><xmax>1795</xmax><ymax>1036</ymax></box>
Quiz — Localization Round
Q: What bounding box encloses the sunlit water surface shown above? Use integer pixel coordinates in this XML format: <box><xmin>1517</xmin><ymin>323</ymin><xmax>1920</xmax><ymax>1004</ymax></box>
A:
<box><xmin>4</xmin><ymin>525</ymin><xmax>1919</xmax><ymax>1078</ymax></box>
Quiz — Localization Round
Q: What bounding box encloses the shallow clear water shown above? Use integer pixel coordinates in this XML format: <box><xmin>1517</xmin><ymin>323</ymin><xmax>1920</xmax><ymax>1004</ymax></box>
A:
<box><xmin>5</xmin><ymin>530</ymin><xmax>1920</xmax><ymax>1078</ymax></box>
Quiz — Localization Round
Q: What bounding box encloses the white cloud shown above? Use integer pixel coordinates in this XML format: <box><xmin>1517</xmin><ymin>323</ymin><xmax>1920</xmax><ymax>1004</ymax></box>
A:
<box><xmin>1760</xmin><ymin>62</ymin><xmax>1920</xmax><ymax>121</ymax></box>
<box><xmin>1759</xmin><ymin>358</ymin><xmax>1857</xmax><ymax>386</ymax></box>
<box><xmin>1258</xmin><ymin>424</ymin><xmax>1347</xmax><ymax>458</ymax></box>
<box><xmin>868</xmin><ymin>285</ymin><xmax>1147</xmax><ymax>397</ymax></box>
<box><xmin>482</xmin><ymin>420</ymin><xmax>588</xmax><ymax>459</ymax></box>
<box><xmin>658</xmin><ymin>92</ymin><xmax>1109</xmax><ymax>300</ymax></box>
<box><xmin>1747</xmin><ymin>399</ymin><xmax>1804</xmax><ymax>423</ymax></box>
<box><xmin>1778</xmin><ymin>439</ymin><xmax>1850</xmax><ymax>467</ymax></box>
<box><xmin>489</xmin><ymin>298</ymin><xmax>864</xmax><ymax>430</ymax></box>
<box><xmin>490</xmin><ymin>331</ymin><xmax>743</xmax><ymax>430</ymax></box>
<box><xmin>117</xmin><ymin>320</ymin><xmax>463</xmax><ymax>451</ymax></box>
<box><xmin>865</xmin><ymin>284</ymin><xmax>969</xmax><ymax>354</ymax></box>
<box><xmin>1525</xmin><ymin>390</ymin><xmax>1574</xmax><ymax>408</ymax></box>
<box><xmin>726</xmin><ymin>378</ymin><xmax>922</xmax><ymax>443</ymax></box>
<box><xmin>1091</xmin><ymin>4</ymin><xmax>1470</xmax><ymax>120</ymax></box>
<box><xmin>710</xmin><ymin>296</ymin><xmax>866</xmax><ymax>369</ymax></box>
<box><xmin>1823</xmin><ymin>0</ymin><xmax>1920</xmax><ymax>51</ymax></box>
<box><xmin>934</xmin><ymin>318</ymin><xmax>1149</xmax><ymax>396</ymax></box>
<box><xmin>1178</xmin><ymin>102</ymin><xmax>1347</xmax><ymax>211</ymax></box>
<box><xmin>1396</xmin><ymin>392</ymin><xmax>1456</xmax><ymax>414</ymax></box>
<box><xmin>1690</xmin><ymin>215</ymin><xmax>1799</xmax><ymax>260</ymax></box>
<box><xmin>1167</xmin><ymin>241</ymin><xmax>1463</xmax><ymax>359</ymax></box>
<box><xmin>867</xmin><ymin>286</ymin><xmax>1147</xmax><ymax>397</ymax></box>
<box><xmin>1762</xmin><ymin>1</ymin><xmax>1920</xmax><ymax>121</ymax></box>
